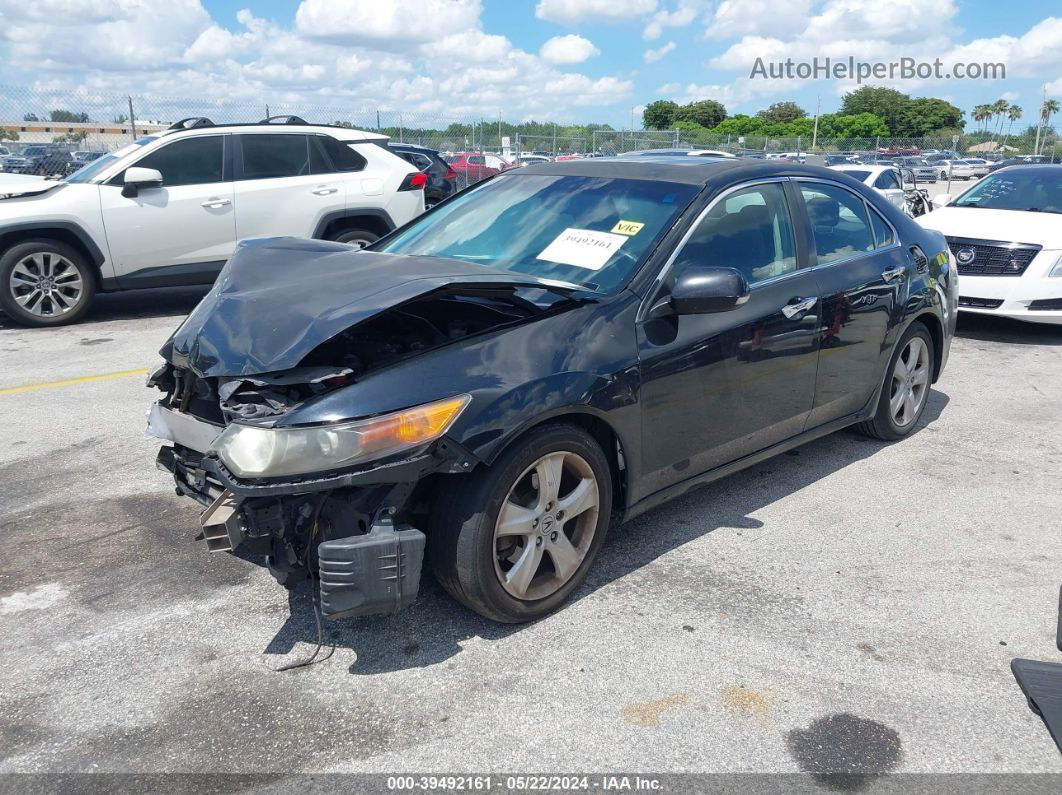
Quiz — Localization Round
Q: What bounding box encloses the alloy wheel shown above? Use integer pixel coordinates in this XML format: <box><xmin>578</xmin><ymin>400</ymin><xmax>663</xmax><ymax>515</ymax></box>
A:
<box><xmin>889</xmin><ymin>337</ymin><xmax>930</xmax><ymax>427</ymax></box>
<box><xmin>9</xmin><ymin>251</ymin><xmax>84</xmax><ymax>318</ymax></box>
<box><xmin>493</xmin><ymin>450</ymin><xmax>600</xmax><ymax>601</ymax></box>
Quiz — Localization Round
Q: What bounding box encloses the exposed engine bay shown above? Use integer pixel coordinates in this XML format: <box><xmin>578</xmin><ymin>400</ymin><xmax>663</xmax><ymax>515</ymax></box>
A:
<box><xmin>158</xmin><ymin>286</ymin><xmax>567</xmax><ymax>424</ymax></box>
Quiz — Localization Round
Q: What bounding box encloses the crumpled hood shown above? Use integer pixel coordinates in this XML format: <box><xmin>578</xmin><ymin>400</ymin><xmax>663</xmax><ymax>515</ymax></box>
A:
<box><xmin>918</xmin><ymin>207</ymin><xmax>1062</xmax><ymax>249</ymax></box>
<box><xmin>163</xmin><ymin>237</ymin><xmax>583</xmax><ymax>377</ymax></box>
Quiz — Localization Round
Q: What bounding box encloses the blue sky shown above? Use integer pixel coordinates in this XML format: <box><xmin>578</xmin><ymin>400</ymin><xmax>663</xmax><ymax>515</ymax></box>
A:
<box><xmin>1</xmin><ymin>1</ymin><xmax>1060</xmax><ymax>129</ymax></box>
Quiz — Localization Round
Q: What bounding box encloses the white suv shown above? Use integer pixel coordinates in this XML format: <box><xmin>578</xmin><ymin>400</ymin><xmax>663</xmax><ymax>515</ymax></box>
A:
<box><xmin>0</xmin><ymin>117</ymin><xmax>425</xmax><ymax>326</ymax></box>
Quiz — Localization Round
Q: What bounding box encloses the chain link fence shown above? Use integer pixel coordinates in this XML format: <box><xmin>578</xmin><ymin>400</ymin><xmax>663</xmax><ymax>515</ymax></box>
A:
<box><xmin>1</xmin><ymin>84</ymin><xmax>1058</xmax><ymax>180</ymax></box>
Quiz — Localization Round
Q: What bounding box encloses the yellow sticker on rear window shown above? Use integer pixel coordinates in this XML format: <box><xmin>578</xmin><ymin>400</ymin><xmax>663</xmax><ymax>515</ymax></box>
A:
<box><xmin>611</xmin><ymin>220</ymin><xmax>644</xmax><ymax>236</ymax></box>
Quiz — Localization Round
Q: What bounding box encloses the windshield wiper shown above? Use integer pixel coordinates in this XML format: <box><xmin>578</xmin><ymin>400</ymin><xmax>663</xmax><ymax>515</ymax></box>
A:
<box><xmin>1026</xmin><ymin>207</ymin><xmax>1062</xmax><ymax>214</ymax></box>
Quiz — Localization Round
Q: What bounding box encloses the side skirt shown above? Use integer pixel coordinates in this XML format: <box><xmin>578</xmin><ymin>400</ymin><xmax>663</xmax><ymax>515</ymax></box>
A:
<box><xmin>622</xmin><ymin>411</ymin><xmax>867</xmax><ymax>523</ymax></box>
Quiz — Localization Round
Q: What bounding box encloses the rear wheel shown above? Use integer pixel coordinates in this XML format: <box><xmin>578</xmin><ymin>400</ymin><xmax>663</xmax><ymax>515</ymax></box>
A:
<box><xmin>332</xmin><ymin>228</ymin><xmax>379</xmax><ymax>249</ymax></box>
<box><xmin>0</xmin><ymin>239</ymin><xmax>95</xmax><ymax>327</ymax></box>
<box><xmin>430</xmin><ymin>423</ymin><xmax>612</xmax><ymax>623</ymax></box>
<box><xmin>856</xmin><ymin>322</ymin><xmax>934</xmax><ymax>440</ymax></box>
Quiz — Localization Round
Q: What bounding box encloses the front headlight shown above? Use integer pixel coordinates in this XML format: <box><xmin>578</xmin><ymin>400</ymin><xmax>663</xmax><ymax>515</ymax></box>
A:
<box><xmin>211</xmin><ymin>394</ymin><xmax>471</xmax><ymax>478</ymax></box>
<box><xmin>1049</xmin><ymin>253</ymin><xmax>1062</xmax><ymax>277</ymax></box>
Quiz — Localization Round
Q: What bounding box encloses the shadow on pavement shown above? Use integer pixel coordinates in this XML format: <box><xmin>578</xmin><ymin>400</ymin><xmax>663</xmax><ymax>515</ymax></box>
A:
<box><xmin>266</xmin><ymin>390</ymin><xmax>950</xmax><ymax>676</ymax></box>
<box><xmin>0</xmin><ymin>285</ymin><xmax>209</xmax><ymax>329</ymax></box>
<box><xmin>955</xmin><ymin>313</ymin><xmax>1062</xmax><ymax>346</ymax></box>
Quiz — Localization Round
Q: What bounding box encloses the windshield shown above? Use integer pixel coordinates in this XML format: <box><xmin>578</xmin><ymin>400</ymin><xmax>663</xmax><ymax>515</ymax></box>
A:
<box><xmin>64</xmin><ymin>137</ymin><xmax>155</xmax><ymax>183</ymax></box>
<box><xmin>952</xmin><ymin>169</ymin><xmax>1062</xmax><ymax>213</ymax></box>
<box><xmin>375</xmin><ymin>173</ymin><xmax>700</xmax><ymax>292</ymax></box>
<box><xmin>24</xmin><ymin>147</ymin><xmax>47</xmax><ymax>156</ymax></box>
<box><xmin>840</xmin><ymin>169</ymin><xmax>871</xmax><ymax>182</ymax></box>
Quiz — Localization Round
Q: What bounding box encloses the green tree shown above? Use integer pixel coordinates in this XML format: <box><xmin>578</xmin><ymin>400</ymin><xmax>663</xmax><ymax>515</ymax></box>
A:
<box><xmin>673</xmin><ymin>99</ymin><xmax>727</xmax><ymax>129</ymax></box>
<box><xmin>49</xmin><ymin>109</ymin><xmax>90</xmax><ymax>123</ymax></box>
<box><xmin>757</xmin><ymin>101</ymin><xmax>806</xmax><ymax>124</ymax></box>
<box><xmin>0</xmin><ymin>128</ymin><xmax>19</xmax><ymax>142</ymax></box>
<box><xmin>840</xmin><ymin>86</ymin><xmax>908</xmax><ymax>133</ymax></box>
<box><xmin>642</xmin><ymin>100</ymin><xmax>679</xmax><ymax>130</ymax></box>
<box><xmin>23</xmin><ymin>113</ymin><xmax>39</xmax><ymax>122</ymax></box>
<box><xmin>896</xmin><ymin>98</ymin><xmax>964</xmax><ymax>137</ymax></box>
<box><xmin>818</xmin><ymin>112</ymin><xmax>889</xmax><ymax>138</ymax></box>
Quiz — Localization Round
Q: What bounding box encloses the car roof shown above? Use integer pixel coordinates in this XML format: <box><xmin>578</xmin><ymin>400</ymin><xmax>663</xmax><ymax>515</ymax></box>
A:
<box><xmin>163</xmin><ymin>123</ymin><xmax>387</xmax><ymax>142</ymax></box>
<box><xmin>389</xmin><ymin>142</ymin><xmax>441</xmax><ymax>154</ymax></box>
<box><xmin>516</xmin><ymin>157</ymin><xmax>859</xmax><ymax>186</ymax></box>
<box><xmin>990</xmin><ymin>164</ymin><xmax>1062</xmax><ymax>176</ymax></box>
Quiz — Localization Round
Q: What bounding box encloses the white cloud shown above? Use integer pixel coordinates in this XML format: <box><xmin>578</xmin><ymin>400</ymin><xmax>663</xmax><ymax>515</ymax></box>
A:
<box><xmin>644</xmin><ymin>0</ymin><xmax>705</xmax><ymax>41</ymax></box>
<box><xmin>706</xmin><ymin>0</ymin><xmax>813</xmax><ymax>39</ymax></box>
<box><xmin>535</xmin><ymin>0</ymin><xmax>657</xmax><ymax>25</ymax></box>
<box><xmin>643</xmin><ymin>41</ymin><xmax>677</xmax><ymax>63</ymax></box>
<box><xmin>0</xmin><ymin>0</ymin><xmax>637</xmax><ymax>123</ymax></box>
<box><xmin>540</xmin><ymin>34</ymin><xmax>600</xmax><ymax>65</ymax></box>
<box><xmin>295</xmin><ymin>0</ymin><xmax>482</xmax><ymax>45</ymax></box>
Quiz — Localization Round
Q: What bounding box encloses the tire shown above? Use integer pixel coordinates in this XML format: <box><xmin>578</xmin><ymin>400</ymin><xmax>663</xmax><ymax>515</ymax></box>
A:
<box><xmin>855</xmin><ymin>321</ymin><xmax>934</xmax><ymax>441</ymax></box>
<box><xmin>429</xmin><ymin>422</ymin><xmax>613</xmax><ymax>623</ymax></box>
<box><xmin>0</xmin><ymin>238</ymin><xmax>95</xmax><ymax>327</ymax></box>
<box><xmin>332</xmin><ymin>228</ymin><xmax>379</xmax><ymax>249</ymax></box>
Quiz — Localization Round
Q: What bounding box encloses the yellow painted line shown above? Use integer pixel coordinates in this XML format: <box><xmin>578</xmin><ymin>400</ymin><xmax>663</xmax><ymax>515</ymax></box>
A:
<box><xmin>0</xmin><ymin>368</ymin><xmax>149</xmax><ymax>396</ymax></box>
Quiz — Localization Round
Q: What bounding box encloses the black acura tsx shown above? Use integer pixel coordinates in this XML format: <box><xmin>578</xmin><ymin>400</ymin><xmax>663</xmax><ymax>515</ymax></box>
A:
<box><xmin>148</xmin><ymin>157</ymin><xmax>957</xmax><ymax>623</ymax></box>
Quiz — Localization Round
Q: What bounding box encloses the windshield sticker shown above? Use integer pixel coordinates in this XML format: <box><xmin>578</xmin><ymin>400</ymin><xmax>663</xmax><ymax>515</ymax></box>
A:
<box><xmin>537</xmin><ymin>228</ymin><xmax>627</xmax><ymax>270</ymax></box>
<box><xmin>611</xmin><ymin>220</ymin><xmax>644</xmax><ymax>236</ymax></box>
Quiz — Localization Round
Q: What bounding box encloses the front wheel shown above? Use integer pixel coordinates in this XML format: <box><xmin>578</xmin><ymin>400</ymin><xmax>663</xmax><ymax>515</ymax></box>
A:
<box><xmin>0</xmin><ymin>239</ymin><xmax>95</xmax><ymax>326</ymax></box>
<box><xmin>430</xmin><ymin>423</ymin><xmax>612</xmax><ymax>623</ymax></box>
<box><xmin>856</xmin><ymin>322</ymin><xmax>934</xmax><ymax>440</ymax></box>
<box><xmin>332</xmin><ymin>228</ymin><xmax>379</xmax><ymax>249</ymax></box>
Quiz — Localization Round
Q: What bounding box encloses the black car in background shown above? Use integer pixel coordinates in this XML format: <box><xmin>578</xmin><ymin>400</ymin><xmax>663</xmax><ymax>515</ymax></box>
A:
<box><xmin>12</xmin><ymin>145</ymin><xmax>75</xmax><ymax>176</ymax></box>
<box><xmin>148</xmin><ymin>158</ymin><xmax>956</xmax><ymax>624</ymax></box>
<box><xmin>388</xmin><ymin>142</ymin><xmax>457</xmax><ymax>207</ymax></box>
<box><xmin>986</xmin><ymin>155</ymin><xmax>1058</xmax><ymax>173</ymax></box>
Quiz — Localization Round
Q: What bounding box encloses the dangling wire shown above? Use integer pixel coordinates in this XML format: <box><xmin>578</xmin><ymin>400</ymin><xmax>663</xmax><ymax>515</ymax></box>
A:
<box><xmin>275</xmin><ymin>492</ymin><xmax>335</xmax><ymax>671</ymax></box>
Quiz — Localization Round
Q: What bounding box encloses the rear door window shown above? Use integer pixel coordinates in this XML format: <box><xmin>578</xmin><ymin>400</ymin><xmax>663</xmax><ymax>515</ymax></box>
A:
<box><xmin>799</xmin><ymin>183</ymin><xmax>875</xmax><ymax>264</ymax></box>
<box><xmin>239</xmin><ymin>134</ymin><xmax>313</xmax><ymax>180</ymax></box>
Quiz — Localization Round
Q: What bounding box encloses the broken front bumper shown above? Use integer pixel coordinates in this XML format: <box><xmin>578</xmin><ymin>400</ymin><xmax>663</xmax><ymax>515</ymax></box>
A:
<box><xmin>149</xmin><ymin>402</ymin><xmax>476</xmax><ymax>618</ymax></box>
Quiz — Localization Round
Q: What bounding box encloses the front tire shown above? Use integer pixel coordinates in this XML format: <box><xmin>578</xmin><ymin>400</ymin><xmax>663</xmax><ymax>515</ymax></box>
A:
<box><xmin>430</xmin><ymin>423</ymin><xmax>613</xmax><ymax>623</ymax></box>
<box><xmin>0</xmin><ymin>239</ymin><xmax>95</xmax><ymax>327</ymax></box>
<box><xmin>856</xmin><ymin>321</ymin><xmax>934</xmax><ymax>440</ymax></box>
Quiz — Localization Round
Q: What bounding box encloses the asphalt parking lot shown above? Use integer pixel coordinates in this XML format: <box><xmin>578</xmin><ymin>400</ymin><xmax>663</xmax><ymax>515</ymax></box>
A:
<box><xmin>1</xmin><ymin>288</ymin><xmax>1061</xmax><ymax>778</ymax></box>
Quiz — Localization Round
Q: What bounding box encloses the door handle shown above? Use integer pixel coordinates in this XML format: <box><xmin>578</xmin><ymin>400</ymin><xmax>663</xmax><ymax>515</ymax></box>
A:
<box><xmin>201</xmin><ymin>198</ymin><xmax>231</xmax><ymax>208</ymax></box>
<box><xmin>312</xmin><ymin>186</ymin><xmax>338</xmax><ymax>195</ymax></box>
<box><xmin>881</xmin><ymin>266</ymin><xmax>906</xmax><ymax>282</ymax></box>
<box><xmin>781</xmin><ymin>296</ymin><xmax>817</xmax><ymax>319</ymax></box>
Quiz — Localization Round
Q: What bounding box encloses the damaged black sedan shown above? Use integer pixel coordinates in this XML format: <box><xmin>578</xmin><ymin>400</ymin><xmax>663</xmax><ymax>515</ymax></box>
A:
<box><xmin>148</xmin><ymin>158</ymin><xmax>957</xmax><ymax>623</ymax></box>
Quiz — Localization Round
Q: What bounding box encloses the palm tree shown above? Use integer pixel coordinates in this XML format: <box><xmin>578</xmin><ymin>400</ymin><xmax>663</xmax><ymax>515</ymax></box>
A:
<box><xmin>1037</xmin><ymin>98</ymin><xmax>1060</xmax><ymax>155</ymax></box>
<box><xmin>991</xmin><ymin>99</ymin><xmax>1009</xmax><ymax>138</ymax></box>
<box><xmin>972</xmin><ymin>104</ymin><xmax>991</xmax><ymax>134</ymax></box>
<box><xmin>1001</xmin><ymin>105</ymin><xmax>1022</xmax><ymax>150</ymax></box>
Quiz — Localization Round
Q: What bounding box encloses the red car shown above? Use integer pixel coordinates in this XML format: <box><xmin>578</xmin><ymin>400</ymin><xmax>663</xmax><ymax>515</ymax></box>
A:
<box><xmin>443</xmin><ymin>152</ymin><xmax>504</xmax><ymax>184</ymax></box>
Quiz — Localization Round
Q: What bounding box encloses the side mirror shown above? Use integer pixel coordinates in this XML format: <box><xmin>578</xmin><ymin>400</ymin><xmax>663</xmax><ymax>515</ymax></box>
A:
<box><xmin>932</xmin><ymin>194</ymin><xmax>952</xmax><ymax>209</ymax></box>
<box><xmin>900</xmin><ymin>168</ymin><xmax>915</xmax><ymax>189</ymax></box>
<box><xmin>121</xmin><ymin>166</ymin><xmax>163</xmax><ymax>198</ymax></box>
<box><xmin>651</xmin><ymin>266</ymin><xmax>751</xmax><ymax>318</ymax></box>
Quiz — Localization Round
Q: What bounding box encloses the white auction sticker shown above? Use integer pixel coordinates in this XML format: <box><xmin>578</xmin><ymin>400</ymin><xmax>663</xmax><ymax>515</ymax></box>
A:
<box><xmin>536</xmin><ymin>228</ymin><xmax>627</xmax><ymax>270</ymax></box>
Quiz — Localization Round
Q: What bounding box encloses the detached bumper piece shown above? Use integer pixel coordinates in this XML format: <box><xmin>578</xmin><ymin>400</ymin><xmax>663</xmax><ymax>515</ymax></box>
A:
<box><xmin>1012</xmin><ymin>658</ymin><xmax>1062</xmax><ymax>754</ymax></box>
<box><xmin>318</xmin><ymin>518</ymin><xmax>425</xmax><ymax>619</ymax></box>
